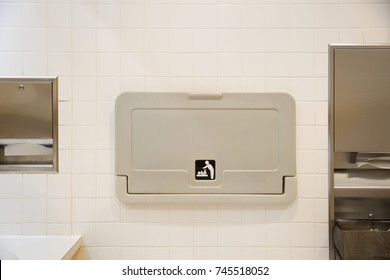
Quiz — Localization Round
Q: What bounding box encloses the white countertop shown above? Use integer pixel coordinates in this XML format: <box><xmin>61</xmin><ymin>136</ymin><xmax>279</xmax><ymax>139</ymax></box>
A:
<box><xmin>0</xmin><ymin>235</ymin><xmax>82</xmax><ymax>260</ymax></box>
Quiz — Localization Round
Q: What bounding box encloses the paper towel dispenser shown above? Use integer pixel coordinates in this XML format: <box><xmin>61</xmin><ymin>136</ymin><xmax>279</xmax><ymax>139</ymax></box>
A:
<box><xmin>0</xmin><ymin>77</ymin><xmax>58</xmax><ymax>172</ymax></box>
<box><xmin>115</xmin><ymin>92</ymin><xmax>296</xmax><ymax>203</ymax></box>
<box><xmin>330</xmin><ymin>45</ymin><xmax>390</xmax><ymax>169</ymax></box>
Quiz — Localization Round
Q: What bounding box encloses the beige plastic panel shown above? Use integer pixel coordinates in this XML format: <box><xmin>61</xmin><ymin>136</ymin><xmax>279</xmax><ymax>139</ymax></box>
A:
<box><xmin>115</xmin><ymin>92</ymin><xmax>296</xmax><ymax>203</ymax></box>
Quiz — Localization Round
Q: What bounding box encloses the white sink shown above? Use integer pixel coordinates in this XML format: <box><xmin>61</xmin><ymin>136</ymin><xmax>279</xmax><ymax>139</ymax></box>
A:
<box><xmin>0</xmin><ymin>235</ymin><xmax>82</xmax><ymax>260</ymax></box>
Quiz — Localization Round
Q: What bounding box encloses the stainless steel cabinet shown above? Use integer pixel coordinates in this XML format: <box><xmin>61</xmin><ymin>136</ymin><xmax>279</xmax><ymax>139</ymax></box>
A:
<box><xmin>0</xmin><ymin>77</ymin><xmax>58</xmax><ymax>172</ymax></box>
<box><xmin>329</xmin><ymin>45</ymin><xmax>390</xmax><ymax>260</ymax></box>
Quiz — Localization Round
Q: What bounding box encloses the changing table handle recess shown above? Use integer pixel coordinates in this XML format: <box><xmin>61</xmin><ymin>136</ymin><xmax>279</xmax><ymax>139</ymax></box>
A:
<box><xmin>187</xmin><ymin>92</ymin><xmax>223</xmax><ymax>100</ymax></box>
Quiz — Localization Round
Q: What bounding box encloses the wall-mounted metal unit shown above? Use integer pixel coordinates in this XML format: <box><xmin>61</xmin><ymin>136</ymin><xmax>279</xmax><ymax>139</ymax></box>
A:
<box><xmin>329</xmin><ymin>45</ymin><xmax>390</xmax><ymax>259</ymax></box>
<box><xmin>0</xmin><ymin>77</ymin><xmax>58</xmax><ymax>172</ymax></box>
<box><xmin>115</xmin><ymin>92</ymin><xmax>296</xmax><ymax>203</ymax></box>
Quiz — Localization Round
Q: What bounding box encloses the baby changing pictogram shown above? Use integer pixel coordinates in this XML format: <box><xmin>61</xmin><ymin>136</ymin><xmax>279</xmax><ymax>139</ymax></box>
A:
<box><xmin>195</xmin><ymin>160</ymin><xmax>216</xmax><ymax>180</ymax></box>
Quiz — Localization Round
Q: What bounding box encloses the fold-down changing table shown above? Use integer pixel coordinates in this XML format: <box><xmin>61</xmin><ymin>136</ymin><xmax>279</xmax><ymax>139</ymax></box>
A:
<box><xmin>115</xmin><ymin>92</ymin><xmax>296</xmax><ymax>203</ymax></box>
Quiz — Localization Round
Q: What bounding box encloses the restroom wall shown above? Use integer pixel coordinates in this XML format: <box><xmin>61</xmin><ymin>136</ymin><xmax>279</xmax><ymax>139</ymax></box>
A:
<box><xmin>0</xmin><ymin>0</ymin><xmax>389</xmax><ymax>260</ymax></box>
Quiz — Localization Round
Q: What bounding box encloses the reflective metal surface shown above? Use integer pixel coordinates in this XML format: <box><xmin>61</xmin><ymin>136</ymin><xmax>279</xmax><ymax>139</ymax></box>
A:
<box><xmin>334</xmin><ymin>48</ymin><xmax>390</xmax><ymax>153</ymax></box>
<box><xmin>329</xmin><ymin>45</ymin><xmax>390</xmax><ymax>259</ymax></box>
<box><xmin>0</xmin><ymin>77</ymin><xmax>58</xmax><ymax>172</ymax></box>
<box><xmin>0</xmin><ymin>81</ymin><xmax>52</xmax><ymax>140</ymax></box>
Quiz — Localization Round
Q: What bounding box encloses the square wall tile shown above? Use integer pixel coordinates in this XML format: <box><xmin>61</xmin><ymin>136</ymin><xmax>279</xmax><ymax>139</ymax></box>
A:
<box><xmin>218</xmin><ymin>247</ymin><xmax>242</xmax><ymax>260</ymax></box>
<box><xmin>242</xmin><ymin>223</ymin><xmax>266</xmax><ymax>246</ymax></box>
<box><xmin>291</xmin><ymin>223</ymin><xmax>315</xmax><ymax>247</ymax></box>
<box><xmin>291</xmin><ymin>248</ymin><xmax>315</xmax><ymax>260</ymax></box>
<box><xmin>23</xmin><ymin>199</ymin><xmax>46</xmax><ymax>223</ymax></box>
<box><xmin>48</xmin><ymin>4</ymin><xmax>71</xmax><ymax>28</ymax></box>
<box><xmin>22</xmin><ymin>223</ymin><xmax>46</xmax><ymax>235</ymax></box>
<box><xmin>23</xmin><ymin>29</ymin><xmax>47</xmax><ymax>52</ymax></box>
<box><xmin>266</xmin><ymin>4</ymin><xmax>290</xmax><ymax>28</ymax></box>
<box><xmin>0</xmin><ymin>3</ymin><xmax>22</xmax><ymax>27</ymax></box>
<box><xmin>48</xmin><ymin>52</ymin><xmax>72</xmax><ymax>76</ymax></box>
<box><xmin>266</xmin><ymin>223</ymin><xmax>291</xmax><ymax>247</ymax></box>
<box><xmin>47</xmin><ymin>224</ymin><xmax>71</xmax><ymax>236</ymax></box>
<box><xmin>169</xmin><ymin>5</ymin><xmax>193</xmax><ymax>28</ymax></box>
<box><xmin>121</xmin><ymin>223</ymin><xmax>145</xmax><ymax>246</ymax></box>
<box><xmin>145</xmin><ymin>223</ymin><xmax>170</xmax><ymax>246</ymax></box>
<box><xmin>96</xmin><ymin>174</ymin><xmax>116</xmax><ymax>198</ymax></box>
<box><xmin>0</xmin><ymin>53</ymin><xmax>23</xmax><ymax>76</ymax></box>
<box><xmin>72</xmin><ymin>126</ymin><xmax>96</xmax><ymax>150</ymax></box>
<box><xmin>72</xmin><ymin>150</ymin><xmax>96</xmax><ymax>174</ymax></box>
<box><xmin>97</xmin><ymin>29</ymin><xmax>121</xmax><ymax>53</ymax></box>
<box><xmin>145</xmin><ymin>204</ymin><xmax>169</xmax><ymax>223</ymax></box>
<box><xmin>194</xmin><ymin>223</ymin><xmax>218</xmax><ymax>247</ymax></box>
<box><xmin>72</xmin><ymin>4</ymin><xmax>96</xmax><ymax>28</ymax></box>
<box><xmin>73</xmin><ymin>53</ymin><xmax>96</xmax><ymax>77</ymax></box>
<box><xmin>291</xmin><ymin>199</ymin><xmax>315</xmax><ymax>223</ymax></box>
<box><xmin>193</xmin><ymin>5</ymin><xmax>217</xmax><ymax>28</ymax></box>
<box><xmin>73</xmin><ymin>102</ymin><xmax>97</xmax><ymax>126</ymax></box>
<box><xmin>145</xmin><ymin>5</ymin><xmax>170</xmax><ymax>28</ymax></box>
<box><xmin>0</xmin><ymin>28</ymin><xmax>22</xmax><ymax>52</ymax></box>
<box><xmin>121</xmin><ymin>247</ymin><xmax>145</xmax><ymax>260</ymax></box>
<box><xmin>96</xmin><ymin>198</ymin><xmax>120</xmax><ymax>222</ymax></box>
<box><xmin>23</xmin><ymin>174</ymin><xmax>47</xmax><ymax>198</ymax></box>
<box><xmin>242</xmin><ymin>5</ymin><xmax>266</xmax><ymax>28</ymax></box>
<box><xmin>242</xmin><ymin>247</ymin><xmax>266</xmax><ymax>260</ymax></box>
<box><xmin>121</xmin><ymin>53</ymin><xmax>145</xmax><ymax>77</ymax></box>
<box><xmin>218</xmin><ymin>223</ymin><xmax>242</xmax><ymax>247</ymax></box>
<box><xmin>0</xmin><ymin>199</ymin><xmax>22</xmax><ymax>223</ymax></box>
<box><xmin>194</xmin><ymin>247</ymin><xmax>218</xmax><ymax>260</ymax></box>
<box><xmin>22</xmin><ymin>4</ymin><xmax>47</xmax><ymax>28</ymax></box>
<box><xmin>0</xmin><ymin>175</ymin><xmax>23</xmax><ymax>198</ymax></box>
<box><xmin>23</xmin><ymin>53</ymin><xmax>47</xmax><ymax>76</ymax></box>
<box><xmin>72</xmin><ymin>198</ymin><xmax>96</xmax><ymax>223</ymax></box>
<box><xmin>169</xmin><ymin>247</ymin><xmax>194</xmax><ymax>260</ymax></box>
<box><xmin>217</xmin><ymin>5</ymin><xmax>241</xmax><ymax>28</ymax></box>
<box><xmin>121</xmin><ymin>204</ymin><xmax>145</xmax><ymax>223</ymax></box>
<box><xmin>121</xmin><ymin>5</ymin><xmax>145</xmax><ymax>28</ymax></box>
<box><xmin>48</xmin><ymin>174</ymin><xmax>71</xmax><ymax>198</ymax></box>
<box><xmin>47</xmin><ymin>199</ymin><xmax>71</xmax><ymax>223</ymax></box>
<box><xmin>144</xmin><ymin>247</ymin><xmax>170</xmax><ymax>260</ymax></box>
<box><xmin>169</xmin><ymin>30</ymin><xmax>193</xmax><ymax>53</ymax></box>
<box><xmin>72</xmin><ymin>29</ymin><xmax>96</xmax><ymax>52</ymax></box>
<box><xmin>72</xmin><ymin>174</ymin><xmax>96</xmax><ymax>198</ymax></box>
<box><xmin>97</xmin><ymin>4</ymin><xmax>120</xmax><ymax>28</ymax></box>
<box><xmin>291</xmin><ymin>4</ymin><xmax>315</xmax><ymax>28</ymax></box>
<box><xmin>170</xmin><ymin>223</ymin><xmax>194</xmax><ymax>246</ymax></box>
<box><xmin>96</xmin><ymin>223</ymin><xmax>121</xmax><ymax>247</ymax></box>
<box><xmin>72</xmin><ymin>77</ymin><xmax>97</xmax><ymax>101</ymax></box>
<box><xmin>266</xmin><ymin>247</ymin><xmax>290</xmax><ymax>260</ymax></box>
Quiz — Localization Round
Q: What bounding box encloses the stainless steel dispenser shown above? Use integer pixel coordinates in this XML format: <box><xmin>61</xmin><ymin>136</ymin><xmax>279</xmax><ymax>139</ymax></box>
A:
<box><xmin>0</xmin><ymin>77</ymin><xmax>58</xmax><ymax>172</ymax></box>
<box><xmin>329</xmin><ymin>45</ymin><xmax>390</xmax><ymax>259</ymax></box>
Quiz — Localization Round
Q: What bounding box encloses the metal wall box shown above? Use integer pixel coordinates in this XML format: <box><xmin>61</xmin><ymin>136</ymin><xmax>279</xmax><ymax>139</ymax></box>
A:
<box><xmin>115</xmin><ymin>92</ymin><xmax>296</xmax><ymax>203</ymax></box>
<box><xmin>0</xmin><ymin>77</ymin><xmax>58</xmax><ymax>172</ymax></box>
<box><xmin>329</xmin><ymin>44</ymin><xmax>390</xmax><ymax>259</ymax></box>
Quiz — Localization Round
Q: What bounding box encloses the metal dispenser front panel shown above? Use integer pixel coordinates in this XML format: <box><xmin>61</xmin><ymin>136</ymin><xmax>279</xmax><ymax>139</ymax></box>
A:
<box><xmin>334</xmin><ymin>48</ymin><xmax>390</xmax><ymax>153</ymax></box>
<box><xmin>0</xmin><ymin>77</ymin><xmax>58</xmax><ymax>172</ymax></box>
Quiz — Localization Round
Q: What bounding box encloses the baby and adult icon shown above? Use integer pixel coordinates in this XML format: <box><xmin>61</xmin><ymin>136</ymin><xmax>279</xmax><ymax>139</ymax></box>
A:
<box><xmin>196</xmin><ymin>160</ymin><xmax>215</xmax><ymax>180</ymax></box>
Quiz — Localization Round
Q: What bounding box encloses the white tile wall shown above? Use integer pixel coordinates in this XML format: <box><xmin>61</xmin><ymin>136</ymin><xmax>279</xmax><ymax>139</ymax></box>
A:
<box><xmin>0</xmin><ymin>0</ymin><xmax>389</xmax><ymax>260</ymax></box>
